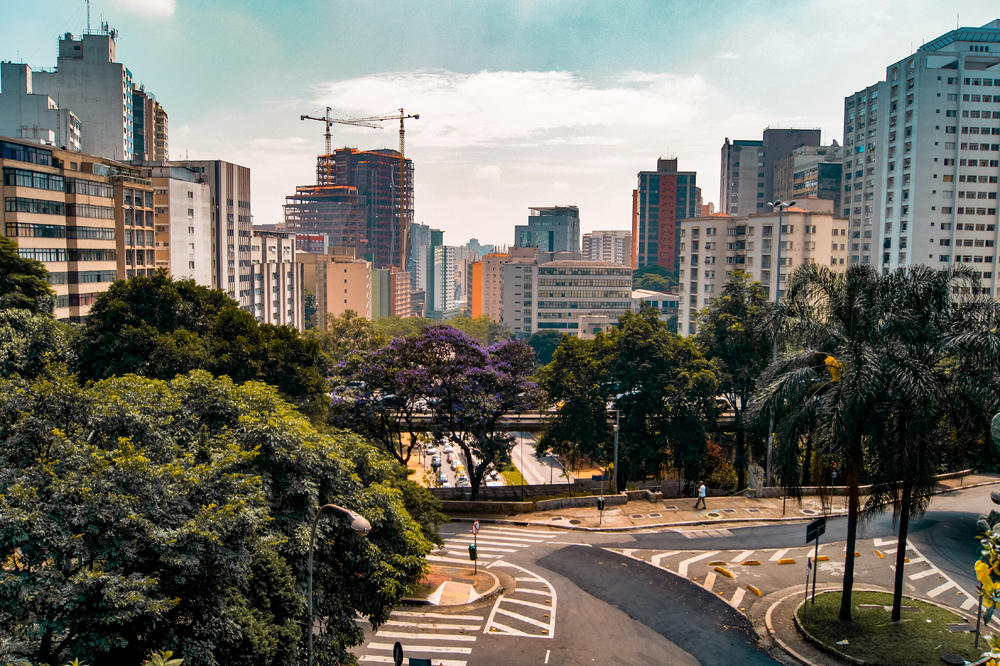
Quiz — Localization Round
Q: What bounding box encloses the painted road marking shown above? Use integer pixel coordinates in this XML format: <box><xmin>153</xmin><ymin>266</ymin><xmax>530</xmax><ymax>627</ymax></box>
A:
<box><xmin>428</xmin><ymin>555</ymin><xmax>478</xmax><ymax>565</ymax></box>
<box><xmin>769</xmin><ymin>548</ymin><xmax>790</xmax><ymax>562</ymax></box>
<box><xmin>730</xmin><ymin>587</ymin><xmax>746</xmax><ymax>608</ymax></box>
<box><xmin>390</xmin><ymin>612</ymin><xmax>484</xmax><ymax>621</ymax></box>
<box><xmin>368</xmin><ymin>643</ymin><xmax>473</xmax><ymax>655</ymax></box>
<box><xmin>502</xmin><ymin>597</ymin><xmax>552</xmax><ymax>611</ymax></box>
<box><xmin>678</xmin><ymin>551</ymin><xmax>720</xmax><ymax>577</ymax></box>
<box><xmin>485</xmin><ymin>562</ymin><xmax>557</xmax><ymax>639</ymax></box>
<box><xmin>703</xmin><ymin>571</ymin><xmax>717</xmax><ymax>592</ymax></box>
<box><xmin>927</xmin><ymin>580</ymin><xmax>958</xmax><ymax>598</ymax></box>
<box><xmin>909</xmin><ymin>569</ymin><xmax>939</xmax><ymax>580</ymax></box>
<box><xmin>373</xmin><ymin>632</ymin><xmax>477</xmax><ymax>642</ymax></box>
<box><xmin>651</xmin><ymin>551</ymin><xmax>680</xmax><ymax>567</ymax></box>
<box><xmin>360</xmin><ymin>657</ymin><xmax>466</xmax><ymax>666</ymax></box>
<box><xmin>495</xmin><ymin>608</ymin><xmax>552</xmax><ymax>630</ymax></box>
<box><xmin>963</xmin><ymin>598</ymin><xmax>978</xmax><ymax>610</ymax></box>
<box><xmin>382</xmin><ymin>620</ymin><xmax>481</xmax><ymax>631</ymax></box>
<box><xmin>730</xmin><ymin>550</ymin><xmax>754</xmax><ymax>563</ymax></box>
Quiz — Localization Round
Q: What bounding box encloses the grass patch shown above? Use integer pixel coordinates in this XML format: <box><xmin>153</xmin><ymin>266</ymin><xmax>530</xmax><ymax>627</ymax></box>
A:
<box><xmin>502</xmin><ymin>468</ymin><xmax>527</xmax><ymax>487</ymax></box>
<box><xmin>797</xmin><ymin>590</ymin><xmax>982</xmax><ymax>666</ymax></box>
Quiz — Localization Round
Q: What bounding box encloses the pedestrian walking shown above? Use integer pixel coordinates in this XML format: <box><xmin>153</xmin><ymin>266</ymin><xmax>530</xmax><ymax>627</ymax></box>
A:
<box><xmin>694</xmin><ymin>481</ymin><xmax>707</xmax><ymax>510</ymax></box>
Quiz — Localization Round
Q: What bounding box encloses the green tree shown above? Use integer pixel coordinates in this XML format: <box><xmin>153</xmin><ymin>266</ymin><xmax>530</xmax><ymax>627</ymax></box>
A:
<box><xmin>751</xmin><ymin>263</ymin><xmax>886</xmax><ymax>622</ymax></box>
<box><xmin>539</xmin><ymin>308</ymin><xmax>720</xmax><ymax>490</ymax></box>
<box><xmin>75</xmin><ymin>271</ymin><xmax>330</xmax><ymax>419</ymax></box>
<box><xmin>374</xmin><ymin>315</ymin><xmax>433</xmax><ymax>340</ymax></box>
<box><xmin>373</xmin><ymin>315</ymin><xmax>510</xmax><ymax>346</ymax></box>
<box><xmin>306</xmin><ymin>310</ymin><xmax>388</xmax><ymax>364</ymax></box>
<box><xmin>303</xmin><ymin>287</ymin><xmax>318</xmax><ymax>329</ymax></box>
<box><xmin>693</xmin><ymin>270</ymin><xmax>772</xmax><ymax>490</ymax></box>
<box><xmin>633</xmin><ymin>264</ymin><xmax>677</xmax><ymax>292</ymax></box>
<box><xmin>0</xmin><ymin>309</ymin><xmax>74</xmax><ymax>379</ymax></box>
<box><xmin>0</xmin><ymin>235</ymin><xmax>55</xmax><ymax>314</ymax></box>
<box><xmin>527</xmin><ymin>329</ymin><xmax>564</xmax><ymax>367</ymax></box>
<box><xmin>0</xmin><ymin>369</ymin><xmax>431</xmax><ymax>666</ymax></box>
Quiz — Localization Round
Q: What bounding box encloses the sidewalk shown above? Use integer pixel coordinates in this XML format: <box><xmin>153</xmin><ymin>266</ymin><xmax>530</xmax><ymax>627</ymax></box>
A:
<box><xmin>447</xmin><ymin>473</ymin><xmax>1000</xmax><ymax>532</ymax></box>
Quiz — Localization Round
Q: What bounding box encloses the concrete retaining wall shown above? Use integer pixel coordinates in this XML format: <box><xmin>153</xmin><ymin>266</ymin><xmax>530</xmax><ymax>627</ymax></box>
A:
<box><xmin>535</xmin><ymin>494</ymin><xmax>628</xmax><ymax>511</ymax></box>
<box><xmin>440</xmin><ymin>500</ymin><xmax>536</xmax><ymax>514</ymax></box>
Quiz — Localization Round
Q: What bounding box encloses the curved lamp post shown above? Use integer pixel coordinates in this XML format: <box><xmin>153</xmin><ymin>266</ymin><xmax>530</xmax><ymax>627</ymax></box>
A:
<box><xmin>308</xmin><ymin>504</ymin><xmax>372</xmax><ymax>666</ymax></box>
<box><xmin>764</xmin><ymin>200</ymin><xmax>795</xmax><ymax>488</ymax></box>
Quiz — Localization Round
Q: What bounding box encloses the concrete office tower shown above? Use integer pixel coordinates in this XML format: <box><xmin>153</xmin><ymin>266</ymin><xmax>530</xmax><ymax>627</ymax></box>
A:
<box><xmin>425</xmin><ymin>229</ymin><xmax>459</xmax><ymax>320</ymax></box>
<box><xmin>177</xmin><ymin>160</ymin><xmax>253</xmax><ymax>308</ymax></box>
<box><xmin>2</xmin><ymin>137</ymin><xmax>118</xmax><ymax>322</ymax></box>
<box><xmin>582</xmin><ymin>229</ymin><xmax>633</xmax><ymax>266</ymax></box>
<box><xmin>299</xmin><ymin>246</ymin><xmax>372</xmax><ymax>325</ymax></box>
<box><xmin>31</xmin><ymin>31</ymin><xmax>152</xmax><ymax>161</ymax></box>
<box><xmin>248</xmin><ymin>230</ymin><xmax>304</xmax><ymax>329</ymax></box>
<box><xmin>464</xmin><ymin>238</ymin><xmax>495</xmax><ymax>259</ymax></box>
<box><xmin>150</xmin><ymin>164</ymin><xmax>212</xmax><ymax>285</ymax></box>
<box><xmin>113</xmin><ymin>164</ymin><xmax>155</xmax><ymax>279</ymax></box>
<box><xmin>761</xmin><ymin>128</ymin><xmax>822</xmax><ymax>206</ymax></box>
<box><xmin>480</xmin><ymin>247</ymin><xmax>535</xmax><ymax>323</ymax></box>
<box><xmin>316</xmin><ymin>148</ymin><xmax>413</xmax><ymax>269</ymax></box>
<box><xmin>675</xmin><ymin>199</ymin><xmax>848</xmax><ymax>336</ymax></box>
<box><xmin>391</xmin><ymin>268</ymin><xmax>411</xmax><ymax>317</ymax></box>
<box><xmin>514</xmin><ymin>206</ymin><xmax>581</xmax><ymax>253</ymax></box>
<box><xmin>0</xmin><ymin>63</ymin><xmax>82</xmax><ymax>151</ymax></box>
<box><xmin>372</xmin><ymin>268</ymin><xmax>392</xmax><ymax>319</ymax></box>
<box><xmin>282</xmin><ymin>184</ymin><xmax>368</xmax><ymax>257</ymax></box>
<box><xmin>719</xmin><ymin>139</ymin><xmax>764</xmax><ymax>215</ymax></box>
<box><xmin>501</xmin><ymin>251</ymin><xmax>632</xmax><ymax>338</ymax></box>
<box><xmin>774</xmin><ymin>144</ymin><xmax>845</xmax><ymax>209</ymax></box>
<box><xmin>843</xmin><ymin>20</ymin><xmax>1000</xmax><ymax>279</ymax></box>
<box><xmin>632</xmin><ymin>158</ymin><xmax>702</xmax><ymax>273</ymax></box>
<box><xmin>132</xmin><ymin>86</ymin><xmax>168</xmax><ymax>162</ymax></box>
<box><xmin>409</xmin><ymin>222</ymin><xmax>431</xmax><ymax>292</ymax></box>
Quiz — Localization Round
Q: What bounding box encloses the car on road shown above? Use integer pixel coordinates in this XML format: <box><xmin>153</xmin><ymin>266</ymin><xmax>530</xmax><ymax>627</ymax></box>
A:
<box><xmin>441</xmin><ymin>480</ymin><xmax>451</xmax><ymax>488</ymax></box>
<box><xmin>447</xmin><ymin>452</ymin><xmax>455</xmax><ymax>464</ymax></box>
<box><xmin>431</xmin><ymin>455</ymin><xmax>441</xmax><ymax>467</ymax></box>
<box><xmin>450</xmin><ymin>460</ymin><xmax>457</xmax><ymax>471</ymax></box>
<box><xmin>443</xmin><ymin>444</ymin><xmax>454</xmax><ymax>454</ymax></box>
<box><xmin>438</xmin><ymin>471</ymin><xmax>448</xmax><ymax>484</ymax></box>
<box><xmin>426</xmin><ymin>446</ymin><xmax>437</xmax><ymax>455</ymax></box>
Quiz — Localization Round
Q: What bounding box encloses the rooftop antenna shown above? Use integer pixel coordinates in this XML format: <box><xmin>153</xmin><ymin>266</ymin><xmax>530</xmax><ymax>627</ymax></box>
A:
<box><xmin>87</xmin><ymin>0</ymin><xmax>91</xmax><ymax>33</ymax></box>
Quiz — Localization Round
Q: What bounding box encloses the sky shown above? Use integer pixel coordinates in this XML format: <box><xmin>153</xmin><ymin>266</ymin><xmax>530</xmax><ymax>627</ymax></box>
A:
<box><xmin>3</xmin><ymin>0</ymin><xmax>999</xmax><ymax>249</ymax></box>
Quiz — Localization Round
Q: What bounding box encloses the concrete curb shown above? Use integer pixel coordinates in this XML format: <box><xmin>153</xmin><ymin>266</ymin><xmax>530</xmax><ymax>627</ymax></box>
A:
<box><xmin>447</xmin><ymin>480</ymin><xmax>1000</xmax><ymax>533</ymax></box>
<box><xmin>765</xmin><ymin>589</ymin><xmax>823</xmax><ymax>666</ymax></box>
<box><xmin>401</xmin><ymin>568</ymin><xmax>502</xmax><ymax>608</ymax></box>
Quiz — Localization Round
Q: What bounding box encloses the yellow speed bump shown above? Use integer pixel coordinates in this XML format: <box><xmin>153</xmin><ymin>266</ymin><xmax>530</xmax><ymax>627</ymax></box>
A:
<box><xmin>810</xmin><ymin>555</ymin><xmax>830</xmax><ymax>562</ymax></box>
<box><xmin>777</xmin><ymin>558</ymin><xmax>796</xmax><ymax>565</ymax></box>
<box><xmin>748</xmin><ymin>585</ymin><xmax>762</xmax><ymax>596</ymax></box>
<box><xmin>844</xmin><ymin>552</ymin><xmax>861</xmax><ymax>558</ymax></box>
<box><xmin>708</xmin><ymin>561</ymin><xmax>727</xmax><ymax>566</ymax></box>
<box><xmin>875</xmin><ymin>550</ymin><xmax>884</xmax><ymax>559</ymax></box>
<box><xmin>715</xmin><ymin>566</ymin><xmax>735</xmax><ymax>578</ymax></box>
<box><xmin>741</xmin><ymin>560</ymin><xmax>761</xmax><ymax>566</ymax></box>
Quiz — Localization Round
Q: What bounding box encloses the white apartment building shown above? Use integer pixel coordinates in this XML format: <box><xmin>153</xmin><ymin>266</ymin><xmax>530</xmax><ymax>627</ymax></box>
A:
<box><xmin>151</xmin><ymin>165</ymin><xmax>212</xmax><ymax>286</ymax></box>
<box><xmin>677</xmin><ymin>200</ymin><xmax>849</xmax><ymax>336</ymax></box>
<box><xmin>582</xmin><ymin>229</ymin><xmax>633</xmax><ymax>266</ymax></box>
<box><xmin>481</xmin><ymin>248</ymin><xmax>536</xmax><ymax>323</ymax></box>
<box><xmin>30</xmin><ymin>32</ymin><xmax>140</xmax><ymax>161</ymax></box>
<box><xmin>249</xmin><ymin>230</ymin><xmax>304</xmax><ymax>330</ymax></box>
<box><xmin>500</xmin><ymin>252</ymin><xmax>633</xmax><ymax>338</ymax></box>
<box><xmin>0</xmin><ymin>63</ymin><xmax>82</xmax><ymax>152</ymax></box>
<box><xmin>843</xmin><ymin>20</ymin><xmax>1000</xmax><ymax>284</ymax></box>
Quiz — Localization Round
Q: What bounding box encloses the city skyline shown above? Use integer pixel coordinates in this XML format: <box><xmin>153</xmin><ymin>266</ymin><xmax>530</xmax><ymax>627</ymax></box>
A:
<box><xmin>3</xmin><ymin>0</ymin><xmax>997</xmax><ymax>248</ymax></box>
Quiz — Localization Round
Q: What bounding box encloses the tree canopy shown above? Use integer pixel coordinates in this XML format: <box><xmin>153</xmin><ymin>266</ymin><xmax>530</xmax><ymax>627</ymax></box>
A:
<box><xmin>0</xmin><ymin>235</ymin><xmax>55</xmax><ymax>314</ymax></box>
<box><xmin>74</xmin><ymin>270</ymin><xmax>331</xmax><ymax>419</ymax></box>
<box><xmin>633</xmin><ymin>264</ymin><xmax>678</xmax><ymax>293</ymax></box>
<box><xmin>527</xmin><ymin>329</ymin><xmax>564</xmax><ymax>367</ymax></box>
<box><xmin>0</xmin><ymin>369</ymin><xmax>431</xmax><ymax>666</ymax></box>
<box><xmin>374</xmin><ymin>314</ymin><xmax>510</xmax><ymax>346</ymax></box>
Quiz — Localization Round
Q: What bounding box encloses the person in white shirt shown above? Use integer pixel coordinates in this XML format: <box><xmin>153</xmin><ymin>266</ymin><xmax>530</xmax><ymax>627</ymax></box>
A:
<box><xmin>694</xmin><ymin>481</ymin><xmax>707</xmax><ymax>510</ymax></box>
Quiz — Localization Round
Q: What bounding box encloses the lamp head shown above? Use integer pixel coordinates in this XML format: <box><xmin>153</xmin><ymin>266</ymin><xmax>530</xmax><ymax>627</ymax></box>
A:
<box><xmin>346</xmin><ymin>510</ymin><xmax>372</xmax><ymax>536</ymax></box>
<box><xmin>789</xmin><ymin>200</ymin><xmax>796</xmax><ymax>207</ymax></box>
<box><xmin>767</xmin><ymin>202</ymin><xmax>774</xmax><ymax>207</ymax></box>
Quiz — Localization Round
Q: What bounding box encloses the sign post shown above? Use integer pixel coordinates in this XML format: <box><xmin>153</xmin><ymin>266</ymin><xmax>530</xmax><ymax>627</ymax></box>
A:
<box><xmin>470</xmin><ymin>520</ymin><xmax>480</xmax><ymax>573</ymax></box>
<box><xmin>806</xmin><ymin>517</ymin><xmax>826</xmax><ymax>604</ymax></box>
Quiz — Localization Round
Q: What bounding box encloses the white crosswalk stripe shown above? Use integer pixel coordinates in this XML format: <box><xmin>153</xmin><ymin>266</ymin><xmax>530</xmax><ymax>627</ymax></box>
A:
<box><xmin>435</xmin><ymin>528</ymin><xmax>559</xmax><ymax>566</ymax></box>
<box><xmin>353</xmin><ymin>609</ymin><xmax>483</xmax><ymax>666</ymax></box>
<box><xmin>678</xmin><ymin>551</ymin><xmax>719</xmax><ymax>577</ymax></box>
<box><xmin>730</xmin><ymin>587</ymin><xmax>746</xmax><ymax>608</ymax></box>
<box><xmin>703</xmin><ymin>571</ymin><xmax>717</xmax><ymax>592</ymax></box>
<box><xmin>927</xmin><ymin>580</ymin><xmax>957</xmax><ymax>598</ymax></box>
<box><xmin>730</xmin><ymin>550</ymin><xmax>754</xmax><ymax>563</ymax></box>
<box><xmin>485</xmin><ymin>562</ymin><xmax>557</xmax><ymax>639</ymax></box>
<box><xmin>769</xmin><ymin>548</ymin><xmax>790</xmax><ymax>562</ymax></box>
<box><xmin>908</xmin><ymin>569</ymin><xmax>938</xmax><ymax>580</ymax></box>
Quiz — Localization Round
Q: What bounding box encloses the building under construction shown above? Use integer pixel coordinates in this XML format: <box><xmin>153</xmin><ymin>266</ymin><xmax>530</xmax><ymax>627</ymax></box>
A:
<box><xmin>313</xmin><ymin>147</ymin><xmax>413</xmax><ymax>269</ymax></box>
<box><xmin>282</xmin><ymin>184</ymin><xmax>368</xmax><ymax>258</ymax></box>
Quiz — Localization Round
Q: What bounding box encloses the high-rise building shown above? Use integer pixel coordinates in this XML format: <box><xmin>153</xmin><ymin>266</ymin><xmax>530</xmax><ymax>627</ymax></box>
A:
<box><xmin>470</xmin><ymin>260</ymin><xmax>483</xmax><ymax>317</ymax></box>
<box><xmin>762</xmin><ymin>128</ymin><xmax>823</xmax><ymax>205</ymax></box>
<box><xmin>316</xmin><ymin>148</ymin><xmax>413</xmax><ymax>269</ymax></box>
<box><xmin>719</xmin><ymin>139</ymin><xmax>764</xmax><ymax>216</ymax></box>
<box><xmin>30</xmin><ymin>31</ymin><xmax>160</xmax><ymax>162</ymax></box>
<box><xmin>774</xmin><ymin>144</ymin><xmax>845</xmax><ymax>210</ymax></box>
<box><xmin>409</xmin><ymin>222</ymin><xmax>431</xmax><ymax>292</ymax></box>
<box><xmin>177</xmin><ymin>160</ymin><xmax>253</xmax><ymax>308</ymax></box>
<box><xmin>113</xmin><ymin>163</ymin><xmax>155</xmax><ymax>280</ymax></box>
<box><xmin>425</xmin><ymin>229</ymin><xmax>459</xmax><ymax>320</ymax></box>
<box><xmin>248</xmin><ymin>230</ymin><xmax>304</xmax><ymax>329</ymax></box>
<box><xmin>2</xmin><ymin>136</ymin><xmax>118</xmax><ymax>322</ymax></box>
<box><xmin>150</xmin><ymin>164</ymin><xmax>212</xmax><ymax>286</ymax></box>
<box><xmin>372</xmin><ymin>268</ymin><xmax>392</xmax><ymax>319</ymax></box>
<box><xmin>0</xmin><ymin>63</ymin><xmax>83</xmax><ymax>152</ymax></box>
<box><xmin>842</xmin><ymin>20</ymin><xmax>1000</xmax><ymax>279</ymax></box>
<box><xmin>480</xmin><ymin>248</ymin><xmax>536</xmax><ymax>323</ymax></box>
<box><xmin>464</xmin><ymin>238</ymin><xmax>495</xmax><ymax>259</ymax></box>
<box><xmin>299</xmin><ymin>246</ymin><xmax>372</xmax><ymax>325</ymax></box>
<box><xmin>632</xmin><ymin>158</ymin><xmax>701</xmax><ymax>273</ymax></box>
<box><xmin>391</xmin><ymin>267</ymin><xmax>411</xmax><ymax>318</ymax></box>
<box><xmin>514</xmin><ymin>206</ymin><xmax>581</xmax><ymax>253</ymax></box>
<box><xmin>132</xmin><ymin>86</ymin><xmax>168</xmax><ymax>162</ymax></box>
<box><xmin>282</xmin><ymin>184</ymin><xmax>368</xmax><ymax>256</ymax></box>
<box><xmin>582</xmin><ymin>229</ymin><xmax>632</xmax><ymax>266</ymax></box>
<box><xmin>676</xmin><ymin>199</ymin><xmax>849</xmax><ymax>336</ymax></box>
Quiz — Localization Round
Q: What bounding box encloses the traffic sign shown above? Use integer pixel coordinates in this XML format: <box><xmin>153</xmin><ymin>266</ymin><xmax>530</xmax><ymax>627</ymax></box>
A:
<box><xmin>393</xmin><ymin>641</ymin><xmax>403</xmax><ymax>666</ymax></box>
<box><xmin>472</xmin><ymin>520</ymin><xmax>480</xmax><ymax>535</ymax></box>
<box><xmin>806</xmin><ymin>517</ymin><xmax>826</xmax><ymax>544</ymax></box>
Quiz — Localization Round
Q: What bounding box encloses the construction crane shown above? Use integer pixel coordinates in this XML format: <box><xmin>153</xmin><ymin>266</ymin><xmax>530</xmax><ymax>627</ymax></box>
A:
<box><xmin>299</xmin><ymin>107</ymin><xmax>419</xmax><ymax>270</ymax></box>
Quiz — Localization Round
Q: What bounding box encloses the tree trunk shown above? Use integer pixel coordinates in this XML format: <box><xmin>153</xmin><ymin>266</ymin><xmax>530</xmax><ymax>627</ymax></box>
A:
<box><xmin>891</xmin><ymin>479</ymin><xmax>912</xmax><ymax>622</ymax></box>
<box><xmin>736</xmin><ymin>426</ymin><xmax>747</xmax><ymax>490</ymax></box>
<box><xmin>838</xmin><ymin>448</ymin><xmax>862</xmax><ymax>622</ymax></box>
<box><xmin>801</xmin><ymin>433</ymin><xmax>813</xmax><ymax>487</ymax></box>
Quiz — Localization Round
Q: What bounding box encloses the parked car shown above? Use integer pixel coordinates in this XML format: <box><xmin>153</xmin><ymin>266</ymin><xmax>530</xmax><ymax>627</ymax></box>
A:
<box><xmin>450</xmin><ymin>460</ymin><xmax>457</xmax><ymax>471</ymax></box>
<box><xmin>443</xmin><ymin>444</ymin><xmax>454</xmax><ymax>454</ymax></box>
<box><xmin>447</xmin><ymin>453</ymin><xmax>455</xmax><ymax>464</ymax></box>
<box><xmin>426</xmin><ymin>446</ymin><xmax>437</xmax><ymax>455</ymax></box>
<box><xmin>439</xmin><ymin>471</ymin><xmax>448</xmax><ymax>484</ymax></box>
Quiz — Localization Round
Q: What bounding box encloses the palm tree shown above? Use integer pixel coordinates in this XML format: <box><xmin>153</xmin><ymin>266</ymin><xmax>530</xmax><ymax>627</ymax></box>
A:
<box><xmin>751</xmin><ymin>263</ymin><xmax>885</xmax><ymax>621</ymax></box>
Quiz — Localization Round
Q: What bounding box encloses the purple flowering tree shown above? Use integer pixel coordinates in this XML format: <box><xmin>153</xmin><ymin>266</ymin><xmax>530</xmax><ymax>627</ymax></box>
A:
<box><xmin>414</xmin><ymin>326</ymin><xmax>542</xmax><ymax>501</ymax></box>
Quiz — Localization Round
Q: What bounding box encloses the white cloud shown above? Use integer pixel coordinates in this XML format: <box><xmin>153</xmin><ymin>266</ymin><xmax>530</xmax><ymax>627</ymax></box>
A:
<box><xmin>111</xmin><ymin>0</ymin><xmax>177</xmax><ymax>18</ymax></box>
<box><xmin>473</xmin><ymin>165</ymin><xmax>503</xmax><ymax>180</ymax></box>
<box><xmin>715</xmin><ymin>52</ymin><xmax>740</xmax><ymax>60</ymax></box>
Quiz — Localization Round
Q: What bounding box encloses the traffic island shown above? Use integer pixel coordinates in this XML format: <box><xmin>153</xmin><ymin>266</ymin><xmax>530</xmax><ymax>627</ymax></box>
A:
<box><xmin>403</xmin><ymin>563</ymin><xmax>500</xmax><ymax>606</ymax></box>
<box><xmin>795</xmin><ymin>590</ymin><xmax>984</xmax><ymax>666</ymax></box>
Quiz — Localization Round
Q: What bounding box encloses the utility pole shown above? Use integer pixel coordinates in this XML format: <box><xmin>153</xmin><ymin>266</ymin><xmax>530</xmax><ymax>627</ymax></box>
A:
<box><xmin>764</xmin><ymin>200</ymin><xmax>795</xmax><ymax>488</ymax></box>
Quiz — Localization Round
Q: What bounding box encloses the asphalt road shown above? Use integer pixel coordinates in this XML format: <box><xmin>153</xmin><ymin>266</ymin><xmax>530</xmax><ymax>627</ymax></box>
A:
<box><xmin>353</xmin><ymin>483</ymin><xmax>996</xmax><ymax>666</ymax></box>
<box><xmin>512</xmin><ymin>432</ymin><xmax>570</xmax><ymax>485</ymax></box>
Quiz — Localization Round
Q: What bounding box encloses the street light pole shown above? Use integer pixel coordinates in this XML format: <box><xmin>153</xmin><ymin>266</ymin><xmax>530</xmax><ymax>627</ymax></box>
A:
<box><xmin>764</xmin><ymin>200</ymin><xmax>795</xmax><ymax>488</ymax></box>
<box><xmin>308</xmin><ymin>504</ymin><xmax>372</xmax><ymax>666</ymax></box>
